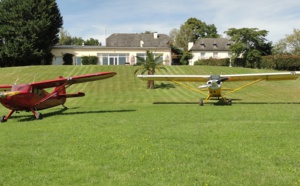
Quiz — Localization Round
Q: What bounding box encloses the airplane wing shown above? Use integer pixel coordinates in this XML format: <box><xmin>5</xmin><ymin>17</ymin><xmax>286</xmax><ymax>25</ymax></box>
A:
<box><xmin>137</xmin><ymin>71</ymin><xmax>300</xmax><ymax>82</ymax></box>
<box><xmin>222</xmin><ymin>71</ymin><xmax>300</xmax><ymax>81</ymax></box>
<box><xmin>137</xmin><ymin>75</ymin><xmax>211</xmax><ymax>82</ymax></box>
<box><xmin>0</xmin><ymin>85</ymin><xmax>12</xmax><ymax>91</ymax></box>
<box><xmin>30</xmin><ymin>72</ymin><xmax>117</xmax><ymax>89</ymax></box>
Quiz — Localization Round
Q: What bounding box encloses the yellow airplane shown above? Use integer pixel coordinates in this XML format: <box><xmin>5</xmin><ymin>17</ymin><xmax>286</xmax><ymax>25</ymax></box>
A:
<box><xmin>137</xmin><ymin>71</ymin><xmax>300</xmax><ymax>105</ymax></box>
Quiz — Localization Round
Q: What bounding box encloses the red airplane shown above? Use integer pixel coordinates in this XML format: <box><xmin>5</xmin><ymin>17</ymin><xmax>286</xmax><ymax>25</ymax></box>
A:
<box><xmin>0</xmin><ymin>72</ymin><xmax>116</xmax><ymax>122</ymax></box>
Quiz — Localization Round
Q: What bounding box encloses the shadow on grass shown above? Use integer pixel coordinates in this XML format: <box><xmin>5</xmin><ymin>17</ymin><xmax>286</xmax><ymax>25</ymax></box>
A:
<box><xmin>9</xmin><ymin>107</ymin><xmax>136</xmax><ymax>122</ymax></box>
<box><xmin>153</xmin><ymin>83</ymin><xmax>176</xmax><ymax>89</ymax></box>
<box><xmin>153</xmin><ymin>100</ymin><xmax>300</xmax><ymax>105</ymax></box>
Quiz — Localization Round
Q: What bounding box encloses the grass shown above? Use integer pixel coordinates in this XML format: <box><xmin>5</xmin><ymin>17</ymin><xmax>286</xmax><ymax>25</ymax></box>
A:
<box><xmin>0</xmin><ymin>65</ymin><xmax>299</xmax><ymax>185</ymax></box>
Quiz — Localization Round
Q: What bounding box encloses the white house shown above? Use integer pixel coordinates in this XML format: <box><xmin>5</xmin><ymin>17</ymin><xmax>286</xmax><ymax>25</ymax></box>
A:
<box><xmin>188</xmin><ymin>38</ymin><xmax>232</xmax><ymax>65</ymax></box>
<box><xmin>51</xmin><ymin>32</ymin><xmax>172</xmax><ymax>66</ymax></box>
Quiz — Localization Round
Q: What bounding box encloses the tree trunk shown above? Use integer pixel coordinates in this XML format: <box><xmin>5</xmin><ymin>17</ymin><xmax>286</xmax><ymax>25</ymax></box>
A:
<box><xmin>148</xmin><ymin>70</ymin><xmax>155</xmax><ymax>89</ymax></box>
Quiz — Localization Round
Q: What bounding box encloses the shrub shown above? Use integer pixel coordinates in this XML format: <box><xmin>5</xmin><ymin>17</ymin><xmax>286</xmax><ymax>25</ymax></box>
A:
<box><xmin>63</xmin><ymin>53</ymin><xmax>74</xmax><ymax>65</ymax></box>
<box><xmin>194</xmin><ymin>58</ymin><xmax>230</xmax><ymax>66</ymax></box>
<box><xmin>81</xmin><ymin>56</ymin><xmax>98</xmax><ymax>65</ymax></box>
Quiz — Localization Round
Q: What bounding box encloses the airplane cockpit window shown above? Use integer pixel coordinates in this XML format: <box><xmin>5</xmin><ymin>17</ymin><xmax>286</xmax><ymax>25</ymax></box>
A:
<box><xmin>210</xmin><ymin>75</ymin><xmax>220</xmax><ymax>80</ymax></box>
<box><xmin>32</xmin><ymin>88</ymin><xmax>44</xmax><ymax>96</ymax></box>
<box><xmin>11</xmin><ymin>84</ymin><xmax>31</xmax><ymax>92</ymax></box>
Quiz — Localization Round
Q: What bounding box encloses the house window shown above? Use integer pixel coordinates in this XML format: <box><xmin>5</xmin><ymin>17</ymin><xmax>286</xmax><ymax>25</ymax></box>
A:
<box><xmin>213</xmin><ymin>52</ymin><xmax>218</xmax><ymax>58</ymax></box>
<box><xmin>136</xmin><ymin>53</ymin><xmax>163</xmax><ymax>64</ymax></box>
<box><xmin>201</xmin><ymin>52</ymin><xmax>205</xmax><ymax>59</ymax></box>
<box><xmin>98</xmin><ymin>53</ymin><xmax>129</xmax><ymax>65</ymax></box>
<box><xmin>53</xmin><ymin>57</ymin><xmax>63</xmax><ymax>65</ymax></box>
<box><xmin>75</xmin><ymin>57</ymin><xmax>82</xmax><ymax>65</ymax></box>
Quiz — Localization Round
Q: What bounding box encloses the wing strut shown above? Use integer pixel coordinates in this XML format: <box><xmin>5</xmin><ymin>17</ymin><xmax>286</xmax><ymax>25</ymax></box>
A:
<box><xmin>34</xmin><ymin>82</ymin><xmax>73</xmax><ymax>106</ymax></box>
<box><xmin>224</xmin><ymin>79</ymin><xmax>264</xmax><ymax>96</ymax></box>
<box><xmin>171</xmin><ymin>81</ymin><xmax>208</xmax><ymax>96</ymax></box>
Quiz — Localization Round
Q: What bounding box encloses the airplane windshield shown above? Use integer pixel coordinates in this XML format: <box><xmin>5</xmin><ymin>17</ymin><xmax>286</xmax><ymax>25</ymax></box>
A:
<box><xmin>11</xmin><ymin>84</ymin><xmax>31</xmax><ymax>92</ymax></box>
<box><xmin>210</xmin><ymin>75</ymin><xmax>220</xmax><ymax>80</ymax></box>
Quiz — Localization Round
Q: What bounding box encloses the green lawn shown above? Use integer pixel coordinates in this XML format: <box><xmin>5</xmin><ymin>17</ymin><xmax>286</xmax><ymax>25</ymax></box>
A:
<box><xmin>0</xmin><ymin>66</ymin><xmax>299</xmax><ymax>185</ymax></box>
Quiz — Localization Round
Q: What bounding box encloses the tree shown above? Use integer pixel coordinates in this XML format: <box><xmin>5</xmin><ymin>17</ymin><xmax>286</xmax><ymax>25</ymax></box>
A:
<box><xmin>58</xmin><ymin>28</ymin><xmax>72</xmax><ymax>45</ymax></box>
<box><xmin>85</xmin><ymin>38</ymin><xmax>100</xmax><ymax>46</ymax></box>
<box><xmin>0</xmin><ymin>0</ymin><xmax>63</xmax><ymax>66</ymax></box>
<box><xmin>173</xmin><ymin>18</ymin><xmax>219</xmax><ymax>50</ymax></box>
<box><xmin>134</xmin><ymin>51</ymin><xmax>167</xmax><ymax>89</ymax></box>
<box><xmin>273</xmin><ymin>28</ymin><xmax>300</xmax><ymax>55</ymax></box>
<box><xmin>224</xmin><ymin>28</ymin><xmax>270</xmax><ymax>68</ymax></box>
<box><xmin>58</xmin><ymin>28</ymin><xmax>100</xmax><ymax>46</ymax></box>
<box><xmin>170</xmin><ymin>45</ymin><xmax>193</xmax><ymax>65</ymax></box>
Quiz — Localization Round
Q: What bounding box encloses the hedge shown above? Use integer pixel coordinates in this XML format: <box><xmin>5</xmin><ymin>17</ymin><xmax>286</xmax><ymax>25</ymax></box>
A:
<box><xmin>195</xmin><ymin>56</ymin><xmax>300</xmax><ymax>70</ymax></box>
<box><xmin>194</xmin><ymin>58</ymin><xmax>230</xmax><ymax>66</ymax></box>
<box><xmin>81</xmin><ymin>56</ymin><xmax>98</xmax><ymax>65</ymax></box>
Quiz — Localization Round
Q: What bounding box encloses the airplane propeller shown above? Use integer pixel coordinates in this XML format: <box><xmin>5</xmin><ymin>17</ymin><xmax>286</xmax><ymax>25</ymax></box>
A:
<box><xmin>0</xmin><ymin>91</ymin><xmax>20</xmax><ymax>99</ymax></box>
<box><xmin>198</xmin><ymin>77</ymin><xmax>229</xmax><ymax>89</ymax></box>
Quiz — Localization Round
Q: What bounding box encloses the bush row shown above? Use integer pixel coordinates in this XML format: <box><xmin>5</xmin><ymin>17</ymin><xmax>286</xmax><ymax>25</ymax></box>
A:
<box><xmin>194</xmin><ymin>58</ymin><xmax>230</xmax><ymax>66</ymax></box>
<box><xmin>194</xmin><ymin>56</ymin><xmax>300</xmax><ymax>70</ymax></box>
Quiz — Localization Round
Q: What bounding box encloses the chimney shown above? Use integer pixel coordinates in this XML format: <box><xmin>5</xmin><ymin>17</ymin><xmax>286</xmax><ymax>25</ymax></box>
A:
<box><xmin>140</xmin><ymin>40</ymin><xmax>144</xmax><ymax>47</ymax></box>
<box><xmin>154</xmin><ymin>32</ymin><xmax>158</xmax><ymax>39</ymax></box>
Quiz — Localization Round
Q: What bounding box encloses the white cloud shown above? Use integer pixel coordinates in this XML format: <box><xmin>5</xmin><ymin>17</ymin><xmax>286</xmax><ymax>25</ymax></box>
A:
<box><xmin>56</xmin><ymin>0</ymin><xmax>300</xmax><ymax>44</ymax></box>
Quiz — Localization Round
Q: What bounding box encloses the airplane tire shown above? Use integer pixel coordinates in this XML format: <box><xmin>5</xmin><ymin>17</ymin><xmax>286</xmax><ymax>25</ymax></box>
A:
<box><xmin>227</xmin><ymin>99</ymin><xmax>232</xmax><ymax>106</ymax></box>
<box><xmin>36</xmin><ymin>113</ymin><xmax>43</xmax><ymax>120</ymax></box>
<box><xmin>1</xmin><ymin>116</ymin><xmax>7</xmax><ymax>123</ymax></box>
<box><xmin>199</xmin><ymin>99</ymin><xmax>204</xmax><ymax>106</ymax></box>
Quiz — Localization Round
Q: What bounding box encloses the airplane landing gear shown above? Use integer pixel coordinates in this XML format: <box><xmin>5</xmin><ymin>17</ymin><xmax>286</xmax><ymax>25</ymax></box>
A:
<box><xmin>199</xmin><ymin>99</ymin><xmax>204</xmax><ymax>106</ymax></box>
<box><xmin>1</xmin><ymin>116</ymin><xmax>7</xmax><ymax>123</ymax></box>
<box><xmin>227</xmin><ymin>99</ymin><xmax>232</xmax><ymax>106</ymax></box>
<box><xmin>36</xmin><ymin>112</ymin><xmax>43</xmax><ymax>120</ymax></box>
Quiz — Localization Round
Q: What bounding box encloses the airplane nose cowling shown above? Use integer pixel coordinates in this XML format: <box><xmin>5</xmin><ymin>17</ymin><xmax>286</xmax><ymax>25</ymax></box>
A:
<box><xmin>0</xmin><ymin>91</ymin><xmax>20</xmax><ymax>99</ymax></box>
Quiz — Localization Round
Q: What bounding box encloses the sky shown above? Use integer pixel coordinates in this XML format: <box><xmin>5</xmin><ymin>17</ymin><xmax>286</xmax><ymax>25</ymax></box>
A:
<box><xmin>56</xmin><ymin>0</ymin><xmax>300</xmax><ymax>45</ymax></box>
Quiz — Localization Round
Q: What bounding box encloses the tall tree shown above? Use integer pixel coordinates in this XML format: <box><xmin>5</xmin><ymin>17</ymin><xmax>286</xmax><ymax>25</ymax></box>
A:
<box><xmin>58</xmin><ymin>28</ymin><xmax>72</xmax><ymax>45</ymax></box>
<box><xmin>173</xmin><ymin>18</ymin><xmax>219</xmax><ymax>50</ymax></box>
<box><xmin>273</xmin><ymin>28</ymin><xmax>300</xmax><ymax>55</ymax></box>
<box><xmin>225</xmin><ymin>28</ymin><xmax>270</xmax><ymax>68</ymax></box>
<box><xmin>134</xmin><ymin>51</ymin><xmax>167</xmax><ymax>89</ymax></box>
<box><xmin>0</xmin><ymin>0</ymin><xmax>63</xmax><ymax>66</ymax></box>
<box><xmin>58</xmin><ymin>28</ymin><xmax>100</xmax><ymax>46</ymax></box>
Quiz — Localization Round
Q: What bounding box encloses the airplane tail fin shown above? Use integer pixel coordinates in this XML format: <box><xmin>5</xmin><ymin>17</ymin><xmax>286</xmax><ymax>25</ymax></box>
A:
<box><xmin>52</xmin><ymin>76</ymin><xmax>85</xmax><ymax>98</ymax></box>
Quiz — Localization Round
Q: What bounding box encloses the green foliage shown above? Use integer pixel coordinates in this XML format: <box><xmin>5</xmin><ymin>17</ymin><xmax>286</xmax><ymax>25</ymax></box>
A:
<box><xmin>225</xmin><ymin>28</ymin><xmax>270</xmax><ymax>68</ymax></box>
<box><xmin>59</xmin><ymin>28</ymin><xmax>100</xmax><ymax>46</ymax></box>
<box><xmin>85</xmin><ymin>38</ymin><xmax>100</xmax><ymax>46</ymax></box>
<box><xmin>134</xmin><ymin>51</ymin><xmax>167</xmax><ymax>88</ymax></box>
<box><xmin>0</xmin><ymin>66</ymin><xmax>299</xmax><ymax>185</ymax></box>
<box><xmin>62</xmin><ymin>53</ymin><xmax>74</xmax><ymax>65</ymax></box>
<box><xmin>81</xmin><ymin>56</ymin><xmax>98</xmax><ymax>65</ymax></box>
<box><xmin>0</xmin><ymin>0</ymin><xmax>63</xmax><ymax>66</ymax></box>
<box><xmin>273</xmin><ymin>28</ymin><xmax>300</xmax><ymax>55</ymax></box>
<box><xmin>170</xmin><ymin>45</ymin><xmax>192</xmax><ymax>65</ymax></box>
<box><xmin>186</xmin><ymin>17</ymin><xmax>219</xmax><ymax>39</ymax></box>
<box><xmin>174</xmin><ymin>17</ymin><xmax>219</xmax><ymax>50</ymax></box>
<box><xmin>194</xmin><ymin>58</ymin><xmax>230</xmax><ymax>66</ymax></box>
<box><xmin>261</xmin><ymin>55</ymin><xmax>300</xmax><ymax>70</ymax></box>
<box><xmin>180</xmin><ymin>51</ymin><xmax>193</xmax><ymax>65</ymax></box>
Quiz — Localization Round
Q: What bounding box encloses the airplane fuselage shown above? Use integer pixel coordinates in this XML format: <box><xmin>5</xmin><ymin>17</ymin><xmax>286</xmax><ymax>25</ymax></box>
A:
<box><xmin>0</xmin><ymin>84</ymin><xmax>66</xmax><ymax>111</ymax></box>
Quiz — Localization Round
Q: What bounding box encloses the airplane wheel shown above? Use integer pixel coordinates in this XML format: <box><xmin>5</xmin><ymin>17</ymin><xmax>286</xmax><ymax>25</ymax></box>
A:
<box><xmin>36</xmin><ymin>113</ymin><xmax>43</xmax><ymax>120</ymax></box>
<box><xmin>227</xmin><ymin>99</ymin><xmax>232</xmax><ymax>106</ymax></box>
<box><xmin>1</xmin><ymin>116</ymin><xmax>7</xmax><ymax>123</ymax></box>
<box><xmin>199</xmin><ymin>99</ymin><xmax>204</xmax><ymax>106</ymax></box>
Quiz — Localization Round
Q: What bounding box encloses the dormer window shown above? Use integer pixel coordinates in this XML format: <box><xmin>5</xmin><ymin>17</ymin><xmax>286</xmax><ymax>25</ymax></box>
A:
<box><xmin>200</xmin><ymin>42</ymin><xmax>205</xmax><ymax>48</ymax></box>
<box><xmin>213</xmin><ymin>42</ymin><xmax>217</xmax><ymax>48</ymax></box>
